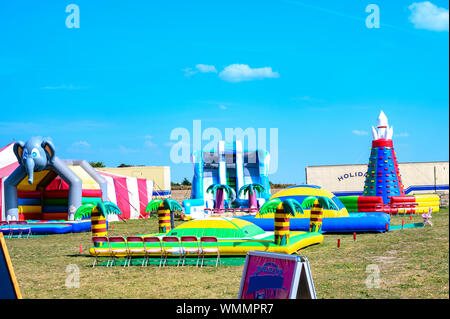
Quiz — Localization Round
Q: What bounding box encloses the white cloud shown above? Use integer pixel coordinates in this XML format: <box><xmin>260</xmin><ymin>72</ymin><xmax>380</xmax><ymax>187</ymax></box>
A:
<box><xmin>183</xmin><ymin>63</ymin><xmax>279</xmax><ymax>82</ymax></box>
<box><xmin>408</xmin><ymin>1</ymin><xmax>449</xmax><ymax>31</ymax></box>
<box><xmin>218</xmin><ymin>64</ymin><xmax>280</xmax><ymax>82</ymax></box>
<box><xmin>352</xmin><ymin>130</ymin><xmax>369</xmax><ymax>136</ymax></box>
<box><xmin>195</xmin><ymin>64</ymin><xmax>217</xmax><ymax>73</ymax></box>
<box><xmin>219</xmin><ymin>104</ymin><xmax>227</xmax><ymax>110</ymax></box>
<box><xmin>183</xmin><ymin>64</ymin><xmax>217</xmax><ymax>77</ymax></box>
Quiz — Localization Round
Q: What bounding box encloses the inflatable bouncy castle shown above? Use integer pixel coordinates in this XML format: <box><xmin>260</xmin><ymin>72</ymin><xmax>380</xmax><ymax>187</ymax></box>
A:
<box><xmin>0</xmin><ymin>138</ymin><xmax>154</xmax><ymax>222</ymax></box>
<box><xmin>338</xmin><ymin>111</ymin><xmax>440</xmax><ymax>215</ymax></box>
<box><xmin>183</xmin><ymin>140</ymin><xmax>271</xmax><ymax>219</ymax></box>
<box><xmin>2</xmin><ymin>137</ymin><xmax>107</xmax><ymax>221</ymax></box>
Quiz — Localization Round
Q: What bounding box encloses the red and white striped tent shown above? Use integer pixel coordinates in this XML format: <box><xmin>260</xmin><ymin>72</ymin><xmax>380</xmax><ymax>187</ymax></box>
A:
<box><xmin>0</xmin><ymin>142</ymin><xmax>153</xmax><ymax>221</ymax></box>
<box><xmin>0</xmin><ymin>143</ymin><xmax>18</xmax><ymax>221</ymax></box>
<box><xmin>98</xmin><ymin>170</ymin><xmax>153</xmax><ymax>221</ymax></box>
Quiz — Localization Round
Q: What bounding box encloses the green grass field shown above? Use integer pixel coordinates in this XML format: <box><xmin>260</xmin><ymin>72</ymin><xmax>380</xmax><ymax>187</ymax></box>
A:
<box><xmin>6</xmin><ymin>208</ymin><xmax>449</xmax><ymax>299</ymax></box>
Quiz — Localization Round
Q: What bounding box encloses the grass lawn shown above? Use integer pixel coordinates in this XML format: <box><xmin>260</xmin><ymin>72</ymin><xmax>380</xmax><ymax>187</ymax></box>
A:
<box><xmin>6</xmin><ymin>208</ymin><xmax>449</xmax><ymax>299</ymax></box>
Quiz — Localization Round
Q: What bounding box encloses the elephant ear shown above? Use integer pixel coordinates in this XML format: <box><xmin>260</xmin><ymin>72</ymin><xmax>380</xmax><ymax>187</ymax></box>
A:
<box><xmin>13</xmin><ymin>141</ymin><xmax>25</xmax><ymax>164</ymax></box>
<box><xmin>41</xmin><ymin>139</ymin><xmax>56</xmax><ymax>162</ymax></box>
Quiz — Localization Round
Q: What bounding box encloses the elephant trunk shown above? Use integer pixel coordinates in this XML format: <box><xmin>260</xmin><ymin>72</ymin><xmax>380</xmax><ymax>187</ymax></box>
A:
<box><xmin>25</xmin><ymin>157</ymin><xmax>35</xmax><ymax>184</ymax></box>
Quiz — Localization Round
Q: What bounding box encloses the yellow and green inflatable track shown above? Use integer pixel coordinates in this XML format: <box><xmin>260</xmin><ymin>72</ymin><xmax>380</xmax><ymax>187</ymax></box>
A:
<box><xmin>89</xmin><ymin>218</ymin><xmax>323</xmax><ymax>257</ymax></box>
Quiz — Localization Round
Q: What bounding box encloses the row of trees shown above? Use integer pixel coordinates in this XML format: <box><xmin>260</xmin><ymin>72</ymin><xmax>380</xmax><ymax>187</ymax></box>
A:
<box><xmin>171</xmin><ymin>178</ymin><xmax>192</xmax><ymax>186</ymax></box>
<box><xmin>89</xmin><ymin>162</ymin><xmax>135</xmax><ymax>168</ymax></box>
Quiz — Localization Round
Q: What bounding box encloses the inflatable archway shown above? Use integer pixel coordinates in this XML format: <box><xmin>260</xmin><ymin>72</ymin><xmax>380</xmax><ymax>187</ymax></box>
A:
<box><xmin>4</xmin><ymin>137</ymin><xmax>107</xmax><ymax>221</ymax></box>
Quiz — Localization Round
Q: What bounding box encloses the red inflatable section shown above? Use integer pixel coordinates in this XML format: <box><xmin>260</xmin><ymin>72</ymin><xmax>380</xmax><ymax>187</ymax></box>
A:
<box><xmin>357</xmin><ymin>196</ymin><xmax>383</xmax><ymax>204</ymax></box>
<box><xmin>46</xmin><ymin>177</ymin><xmax>69</xmax><ymax>191</ymax></box>
<box><xmin>372</xmin><ymin>139</ymin><xmax>393</xmax><ymax>148</ymax></box>
<box><xmin>18</xmin><ymin>191</ymin><xmax>41</xmax><ymax>199</ymax></box>
<box><xmin>44</xmin><ymin>189</ymin><xmax>102</xmax><ymax>199</ymax></box>
<box><xmin>351</xmin><ymin>195</ymin><xmax>418</xmax><ymax>214</ymax></box>
<box><xmin>42</xmin><ymin>213</ymin><xmax>67</xmax><ymax>220</ymax></box>
<box><xmin>357</xmin><ymin>196</ymin><xmax>384</xmax><ymax>212</ymax></box>
<box><xmin>19</xmin><ymin>213</ymin><xmax>42</xmax><ymax>220</ymax></box>
<box><xmin>387</xmin><ymin>196</ymin><xmax>417</xmax><ymax>214</ymax></box>
<box><xmin>389</xmin><ymin>196</ymin><xmax>416</xmax><ymax>203</ymax></box>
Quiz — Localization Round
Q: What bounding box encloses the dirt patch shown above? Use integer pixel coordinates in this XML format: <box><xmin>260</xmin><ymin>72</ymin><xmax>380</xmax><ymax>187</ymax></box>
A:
<box><xmin>171</xmin><ymin>189</ymin><xmax>192</xmax><ymax>203</ymax></box>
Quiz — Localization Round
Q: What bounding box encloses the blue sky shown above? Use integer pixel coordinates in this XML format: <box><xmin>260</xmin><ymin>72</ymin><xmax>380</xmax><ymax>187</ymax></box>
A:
<box><xmin>0</xmin><ymin>0</ymin><xmax>448</xmax><ymax>183</ymax></box>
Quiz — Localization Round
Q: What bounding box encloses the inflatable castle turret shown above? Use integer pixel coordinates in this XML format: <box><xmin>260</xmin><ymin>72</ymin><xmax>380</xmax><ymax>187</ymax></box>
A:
<box><xmin>363</xmin><ymin>111</ymin><xmax>405</xmax><ymax>204</ymax></box>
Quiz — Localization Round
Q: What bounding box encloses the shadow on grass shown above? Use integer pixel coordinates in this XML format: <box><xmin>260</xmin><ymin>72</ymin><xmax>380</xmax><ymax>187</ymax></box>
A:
<box><xmin>66</xmin><ymin>254</ymin><xmax>92</xmax><ymax>258</ymax></box>
<box><xmin>92</xmin><ymin>256</ymin><xmax>245</xmax><ymax>267</ymax></box>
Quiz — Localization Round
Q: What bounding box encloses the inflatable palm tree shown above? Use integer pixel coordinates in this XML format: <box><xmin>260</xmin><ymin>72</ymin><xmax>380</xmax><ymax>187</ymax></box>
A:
<box><xmin>145</xmin><ymin>199</ymin><xmax>182</xmax><ymax>233</ymax></box>
<box><xmin>300</xmin><ymin>196</ymin><xmax>338</xmax><ymax>211</ymax></box>
<box><xmin>239</xmin><ymin>183</ymin><xmax>265</xmax><ymax>210</ymax></box>
<box><xmin>74</xmin><ymin>201</ymin><xmax>122</xmax><ymax>237</ymax></box>
<box><xmin>259</xmin><ymin>198</ymin><xmax>304</xmax><ymax>245</ymax></box>
<box><xmin>300</xmin><ymin>196</ymin><xmax>333</xmax><ymax>232</ymax></box>
<box><xmin>206</xmin><ymin>184</ymin><xmax>236</xmax><ymax>210</ymax></box>
<box><xmin>308</xmin><ymin>199</ymin><xmax>324</xmax><ymax>232</ymax></box>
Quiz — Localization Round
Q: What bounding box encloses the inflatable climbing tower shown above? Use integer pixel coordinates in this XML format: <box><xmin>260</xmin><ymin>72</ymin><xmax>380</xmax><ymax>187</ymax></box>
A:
<box><xmin>362</xmin><ymin>111</ymin><xmax>405</xmax><ymax>204</ymax></box>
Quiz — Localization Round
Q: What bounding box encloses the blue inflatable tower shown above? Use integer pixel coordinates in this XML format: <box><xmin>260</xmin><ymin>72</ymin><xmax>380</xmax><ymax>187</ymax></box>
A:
<box><xmin>363</xmin><ymin>111</ymin><xmax>405</xmax><ymax>204</ymax></box>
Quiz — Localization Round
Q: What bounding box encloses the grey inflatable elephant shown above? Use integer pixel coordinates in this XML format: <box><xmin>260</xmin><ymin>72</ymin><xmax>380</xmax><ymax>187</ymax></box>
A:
<box><xmin>13</xmin><ymin>136</ymin><xmax>56</xmax><ymax>185</ymax></box>
<box><xmin>4</xmin><ymin>137</ymin><xmax>82</xmax><ymax>221</ymax></box>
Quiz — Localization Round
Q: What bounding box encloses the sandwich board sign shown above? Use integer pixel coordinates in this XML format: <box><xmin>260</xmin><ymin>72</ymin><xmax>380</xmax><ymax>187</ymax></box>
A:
<box><xmin>0</xmin><ymin>233</ymin><xmax>22</xmax><ymax>299</ymax></box>
<box><xmin>238</xmin><ymin>251</ymin><xmax>316</xmax><ymax>299</ymax></box>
